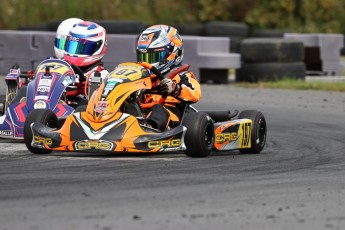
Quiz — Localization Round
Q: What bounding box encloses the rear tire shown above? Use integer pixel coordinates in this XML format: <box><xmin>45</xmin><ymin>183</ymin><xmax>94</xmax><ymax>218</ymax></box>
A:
<box><xmin>24</xmin><ymin>109</ymin><xmax>58</xmax><ymax>154</ymax></box>
<box><xmin>183</xmin><ymin>112</ymin><xmax>214</xmax><ymax>157</ymax></box>
<box><xmin>5</xmin><ymin>81</ymin><xmax>18</xmax><ymax>111</ymax></box>
<box><xmin>238</xmin><ymin>110</ymin><xmax>267</xmax><ymax>154</ymax></box>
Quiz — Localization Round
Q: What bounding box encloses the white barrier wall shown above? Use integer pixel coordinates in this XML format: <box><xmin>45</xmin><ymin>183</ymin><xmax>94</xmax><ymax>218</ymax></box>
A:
<box><xmin>284</xmin><ymin>33</ymin><xmax>344</xmax><ymax>76</ymax></box>
<box><xmin>0</xmin><ymin>31</ymin><xmax>241</xmax><ymax>81</ymax></box>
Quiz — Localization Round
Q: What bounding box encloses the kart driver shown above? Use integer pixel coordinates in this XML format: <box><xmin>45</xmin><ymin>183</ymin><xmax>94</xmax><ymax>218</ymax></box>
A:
<box><xmin>62</xmin><ymin>20</ymin><xmax>109</xmax><ymax>105</ymax></box>
<box><xmin>136</xmin><ymin>24</ymin><xmax>201</xmax><ymax>131</ymax></box>
<box><xmin>2</xmin><ymin>18</ymin><xmax>86</xmax><ymax>108</ymax></box>
<box><xmin>6</xmin><ymin>19</ymin><xmax>109</xmax><ymax>109</ymax></box>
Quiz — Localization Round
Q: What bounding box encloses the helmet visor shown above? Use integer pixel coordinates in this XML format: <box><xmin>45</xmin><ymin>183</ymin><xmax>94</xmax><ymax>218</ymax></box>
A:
<box><xmin>137</xmin><ymin>50</ymin><xmax>168</xmax><ymax>64</ymax></box>
<box><xmin>65</xmin><ymin>38</ymin><xmax>101</xmax><ymax>55</ymax></box>
<box><xmin>55</xmin><ymin>37</ymin><xmax>66</xmax><ymax>50</ymax></box>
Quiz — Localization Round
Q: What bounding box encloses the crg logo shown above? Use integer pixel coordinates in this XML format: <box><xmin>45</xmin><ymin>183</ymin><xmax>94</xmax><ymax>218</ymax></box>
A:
<box><xmin>74</xmin><ymin>140</ymin><xmax>114</xmax><ymax>151</ymax></box>
<box><xmin>148</xmin><ymin>139</ymin><xmax>181</xmax><ymax>148</ymax></box>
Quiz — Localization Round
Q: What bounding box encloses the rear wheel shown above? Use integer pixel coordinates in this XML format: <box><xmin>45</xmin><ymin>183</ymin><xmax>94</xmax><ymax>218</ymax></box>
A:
<box><xmin>24</xmin><ymin>109</ymin><xmax>58</xmax><ymax>154</ymax></box>
<box><xmin>5</xmin><ymin>81</ymin><xmax>18</xmax><ymax>112</ymax></box>
<box><xmin>238</xmin><ymin>110</ymin><xmax>267</xmax><ymax>153</ymax></box>
<box><xmin>183</xmin><ymin>112</ymin><xmax>214</xmax><ymax>157</ymax></box>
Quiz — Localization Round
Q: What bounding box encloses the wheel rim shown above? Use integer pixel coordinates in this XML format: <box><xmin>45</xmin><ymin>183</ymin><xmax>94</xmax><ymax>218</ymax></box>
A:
<box><xmin>204</xmin><ymin>123</ymin><xmax>214</xmax><ymax>149</ymax></box>
<box><xmin>257</xmin><ymin>118</ymin><xmax>266</xmax><ymax>147</ymax></box>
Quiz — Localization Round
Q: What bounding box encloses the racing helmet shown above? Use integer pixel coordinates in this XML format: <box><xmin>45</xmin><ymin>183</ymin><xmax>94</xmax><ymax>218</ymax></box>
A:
<box><xmin>54</xmin><ymin>18</ymin><xmax>83</xmax><ymax>59</ymax></box>
<box><xmin>136</xmin><ymin>25</ymin><xmax>184</xmax><ymax>74</ymax></box>
<box><xmin>64</xmin><ymin>21</ymin><xmax>107</xmax><ymax>67</ymax></box>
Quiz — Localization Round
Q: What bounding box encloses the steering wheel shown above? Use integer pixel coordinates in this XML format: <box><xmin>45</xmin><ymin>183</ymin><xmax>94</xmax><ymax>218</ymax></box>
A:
<box><xmin>71</xmin><ymin>64</ymin><xmax>86</xmax><ymax>82</ymax></box>
<box><xmin>138</xmin><ymin>62</ymin><xmax>167</xmax><ymax>109</ymax></box>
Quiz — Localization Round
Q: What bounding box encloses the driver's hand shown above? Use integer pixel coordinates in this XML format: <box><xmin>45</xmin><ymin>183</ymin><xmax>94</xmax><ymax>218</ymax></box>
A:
<box><xmin>158</xmin><ymin>79</ymin><xmax>181</xmax><ymax>97</ymax></box>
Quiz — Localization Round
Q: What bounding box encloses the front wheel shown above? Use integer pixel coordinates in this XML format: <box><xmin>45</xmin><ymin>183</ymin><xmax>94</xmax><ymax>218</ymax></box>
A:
<box><xmin>24</xmin><ymin>109</ymin><xmax>58</xmax><ymax>154</ymax></box>
<box><xmin>183</xmin><ymin>112</ymin><xmax>214</xmax><ymax>157</ymax></box>
<box><xmin>238</xmin><ymin>110</ymin><xmax>267</xmax><ymax>154</ymax></box>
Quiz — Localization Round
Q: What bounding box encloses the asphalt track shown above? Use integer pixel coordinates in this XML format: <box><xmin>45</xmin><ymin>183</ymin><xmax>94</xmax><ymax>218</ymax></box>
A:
<box><xmin>1</xmin><ymin>84</ymin><xmax>345</xmax><ymax>230</ymax></box>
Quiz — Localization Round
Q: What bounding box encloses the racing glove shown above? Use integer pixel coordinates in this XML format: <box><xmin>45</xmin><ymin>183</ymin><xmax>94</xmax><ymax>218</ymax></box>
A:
<box><xmin>158</xmin><ymin>78</ymin><xmax>181</xmax><ymax>97</ymax></box>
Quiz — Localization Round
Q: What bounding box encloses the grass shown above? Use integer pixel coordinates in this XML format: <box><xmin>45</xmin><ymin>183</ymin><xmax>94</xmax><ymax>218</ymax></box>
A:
<box><xmin>235</xmin><ymin>78</ymin><xmax>345</xmax><ymax>92</ymax></box>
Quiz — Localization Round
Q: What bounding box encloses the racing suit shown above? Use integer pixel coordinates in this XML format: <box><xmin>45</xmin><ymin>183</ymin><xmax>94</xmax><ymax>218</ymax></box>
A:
<box><xmin>143</xmin><ymin>64</ymin><xmax>201</xmax><ymax>131</ymax></box>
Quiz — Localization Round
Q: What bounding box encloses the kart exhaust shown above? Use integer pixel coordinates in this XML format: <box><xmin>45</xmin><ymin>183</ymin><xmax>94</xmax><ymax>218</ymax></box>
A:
<box><xmin>202</xmin><ymin>110</ymin><xmax>239</xmax><ymax>122</ymax></box>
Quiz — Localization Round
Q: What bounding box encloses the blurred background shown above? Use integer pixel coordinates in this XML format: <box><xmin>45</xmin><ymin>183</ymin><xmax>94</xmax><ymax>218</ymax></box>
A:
<box><xmin>1</xmin><ymin>0</ymin><xmax>345</xmax><ymax>34</ymax></box>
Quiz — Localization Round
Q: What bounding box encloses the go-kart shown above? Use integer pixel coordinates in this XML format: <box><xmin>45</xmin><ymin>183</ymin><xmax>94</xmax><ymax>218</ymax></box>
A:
<box><xmin>0</xmin><ymin>58</ymin><xmax>89</xmax><ymax>140</ymax></box>
<box><xmin>24</xmin><ymin>62</ymin><xmax>267</xmax><ymax>157</ymax></box>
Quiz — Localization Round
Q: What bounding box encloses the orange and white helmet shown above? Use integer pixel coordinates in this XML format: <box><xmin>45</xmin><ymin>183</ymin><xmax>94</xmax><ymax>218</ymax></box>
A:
<box><xmin>54</xmin><ymin>18</ymin><xmax>83</xmax><ymax>59</ymax></box>
<box><xmin>64</xmin><ymin>21</ymin><xmax>107</xmax><ymax>67</ymax></box>
<box><xmin>136</xmin><ymin>25</ymin><xmax>184</xmax><ymax>74</ymax></box>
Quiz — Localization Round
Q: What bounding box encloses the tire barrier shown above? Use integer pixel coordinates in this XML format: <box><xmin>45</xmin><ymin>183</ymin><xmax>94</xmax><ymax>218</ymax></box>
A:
<box><xmin>174</xmin><ymin>23</ymin><xmax>205</xmax><ymax>36</ymax></box>
<box><xmin>93</xmin><ymin>20</ymin><xmax>145</xmax><ymax>34</ymax></box>
<box><xmin>0</xmin><ymin>31</ymin><xmax>241</xmax><ymax>83</ymax></box>
<box><xmin>252</xmin><ymin>29</ymin><xmax>284</xmax><ymax>38</ymax></box>
<box><xmin>236</xmin><ymin>38</ymin><xmax>306</xmax><ymax>82</ymax></box>
<box><xmin>236</xmin><ymin>62</ymin><xmax>306</xmax><ymax>82</ymax></box>
<box><xmin>204</xmin><ymin>21</ymin><xmax>249</xmax><ymax>53</ymax></box>
<box><xmin>241</xmin><ymin>38</ymin><xmax>304</xmax><ymax>63</ymax></box>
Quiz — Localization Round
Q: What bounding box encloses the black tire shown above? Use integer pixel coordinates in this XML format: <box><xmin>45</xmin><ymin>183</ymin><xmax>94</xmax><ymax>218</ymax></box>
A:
<box><xmin>24</xmin><ymin>109</ymin><xmax>58</xmax><ymax>154</ymax></box>
<box><xmin>252</xmin><ymin>28</ymin><xmax>284</xmax><ymax>38</ymax></box>
<box><xmin>75</xmin><ymin>105</ymin><xmax>87</xmax><ymax>112</ymax></box>
<box><xmin>230</xmin><ymin>36</ymin><xmax>245</xmax><ymax>53</ymax></box>
<box><xmin>94</xmin><ymin>20</ymin><xmax>145</xmax><ymax>34</ymax></box>
<box><xmin>45</xmin><ymin>19</ymin><xmax>63</xmax><ymax>31</ymax></box>
<box><xmin>200</xmin><ymin>69</ymin><xmax>228</xmax><ymax>84</ymax></box>
<box><xmin>5</xmin><ymin>81</ymin><xmax>18</xmax><ymax>111</ymax></box>
<box><xmin>238</xmin><ymin>110</ymin><xmax>266</xmax><ymax>154</ymax></box>
<box><xmin>9</xmin><ymin>86</ymin><xmax>27</xmax><ymax>106</ymax></box>
<box><xmin>241</xmin><ymin>38</ymin><xmax>304</xmax><ymax>63</ymax></box>
<box><xmin>0</xmin><ymin>99</ymin><xmax>5</xmax><ymax>115</ymax></box>
<box><xmin>174</xmin><ymin>23</ymin><xmax>205</xmax><ymax>36</ymax></box>
<box><xmin>204</xmin><ymin>21</ymin><xmax>249</xmax><ymax>37</ymax></box>
<box><xmin>236</xmin><ymin>62</ymin><xmax>306</xmax><ymax>82</ymax></box>
<box><xmin>183</xmin><ymin>112</ymin><xmax>214</xmax><ymax>157</ymax></box>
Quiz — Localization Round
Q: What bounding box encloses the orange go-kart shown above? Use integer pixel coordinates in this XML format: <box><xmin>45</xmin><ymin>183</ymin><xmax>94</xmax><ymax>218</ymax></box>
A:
<box><xmin>24</xmin><ymin>62</ymin><xmax>267</xmax><ymax>157</ymax></box>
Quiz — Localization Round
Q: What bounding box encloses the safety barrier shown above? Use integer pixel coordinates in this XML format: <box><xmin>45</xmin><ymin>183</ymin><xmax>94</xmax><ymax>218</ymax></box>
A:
<box><xmin>284</xmin><ymin>33</ymin><xmax>344</xmax><ymax>76</ymax></box>
<box><xmin>0</xmin><ymin>31</ymin><xmax>241</xmax><ymax>82</ymax></box>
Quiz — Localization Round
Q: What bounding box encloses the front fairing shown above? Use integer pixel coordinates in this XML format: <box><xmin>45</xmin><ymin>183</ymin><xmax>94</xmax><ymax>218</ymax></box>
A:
<box><xmin>26</xmin><ymin>59</ymin><xmax>76</xmax><ymax>112</ymax></box>
<box><xmin>31</xmin><ymin>111</ymin><xmax>186</xmax><ymax>153</ymax></box>
<box><xmin>85</xmin><ymin>62</ymin><xmax>152</xmax><ymax>123</ymax></box>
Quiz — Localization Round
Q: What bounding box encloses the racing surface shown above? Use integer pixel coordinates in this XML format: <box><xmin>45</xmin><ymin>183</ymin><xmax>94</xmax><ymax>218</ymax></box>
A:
<box><xmin>1</xmin><ymin>84</ymin><xmax>345</xmax><ymax>230</ymax></box>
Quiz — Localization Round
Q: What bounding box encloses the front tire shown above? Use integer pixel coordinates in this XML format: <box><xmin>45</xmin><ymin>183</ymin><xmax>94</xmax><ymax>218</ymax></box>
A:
<box><xmin>24</xmin><ymin>109</ymin><xmax>58</xmax><ymax>154</ymax></box>
<box><xmin>183</xmin><ymin>112</ymin><xmax>214</xmax><ymax>157</ymax></box>
<box><xmin>238</xmin><ymin>110</ymin><xmax>267</xmax><ymax>154</ymax></box>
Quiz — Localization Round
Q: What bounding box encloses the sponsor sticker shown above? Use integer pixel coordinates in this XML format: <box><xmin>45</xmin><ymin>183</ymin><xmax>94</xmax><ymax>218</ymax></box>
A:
<box><xmin>37</xmin><ymin>86</ymin><xmax>50</xmax><ymax>93</ymax></box>
<box><xmin>34</xmin><ymin>95</ymin><xmax>49</xmax><ymax>100</ymax></box>
<box><xmin>34</xmin><ymin>100</ymin><xmax>47</xmax><ymax>109</ymax></box>
<box><xmin>62</xmin><ymin>76</ymin><xmax>73</xmax><ymax>86</ymax></box>
<box><xmin>148</xmin><ymin>139</ymin><xmax>181</xmax><ymax>148</ymax></box>
<box><xmin>39</xmin><ymin>78</ymin><xmax>52</xmax><ymax>87</ymax></box>
<box><xmin>0</xmin><ymin>130</ymin><xmax>12</xmax><ymax>136</ymax></box>
<box><xmin>74</xmin><ymin>140</ymin><xmax>114</xmax><ymax>151</ymax></box>
<box><xmin>95</xmin><ymin>101</ymin><xmax>108</xmax><ymax>113</ymax></box>
<box><xmin>10</xmin><ymin>69</ymin><xmax>19</xmax><ymax>74</ymax></box>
